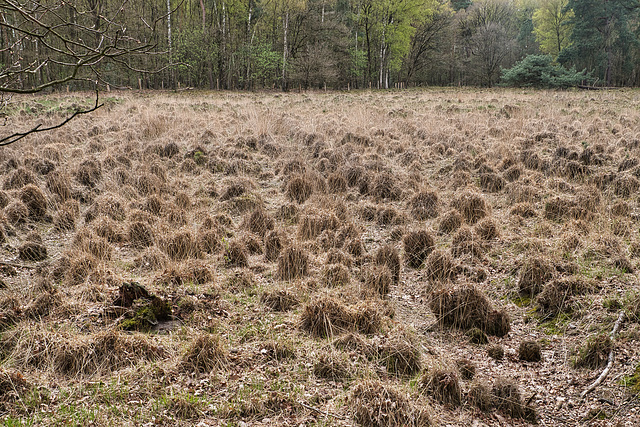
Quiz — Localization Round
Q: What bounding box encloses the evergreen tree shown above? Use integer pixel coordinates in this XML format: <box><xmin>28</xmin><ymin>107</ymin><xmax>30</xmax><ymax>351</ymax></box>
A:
<box><xmin>559</xmin><ymin>0</ymin><xmax>639</xmax><ymax>86</ymax></box>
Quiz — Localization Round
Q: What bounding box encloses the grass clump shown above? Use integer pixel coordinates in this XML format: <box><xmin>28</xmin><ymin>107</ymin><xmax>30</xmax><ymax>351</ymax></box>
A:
<box><xmin>4</xmin><ymin>327</ymin><xmax>164</xmax><ymax>377</ymax></box>
<box><xmin>572</xmin><ymin>333</ymin><xmax>613</xmax><ymax>369</ymax></box>
<box><xmin>378</xmin><ymin>327</ymin><xmax>422</xmax><ymax>376</ymax></box>
<box><xmin>313</xmin><ymin>351</ymin><xmax>352</xmax><ymax>381</ymax></box>
<box><xmin>277</xmin><ymin>245</ymin><xmax>309</xmax><ymax>280</ymax></box>
<box><xmin>370</xmin><ymin>172</ymin><xmax>401</xmax><ymax>201</ymax></box>
<box><xmin>180</xmin><ymin>333</ymin><xmax>227</xmax><ymax>374</ymax></box>
<box><xmin>456</xmin><ymin>358</ymin><xmax>476</xmax><ymax>380</ymax></box>
<box><xmin>322</xmin><ymin>264</ymin><xmax>350</xmax><ymax>287</ymax></box>
<box><xmin>468</xmin><ymin>380</ymin><xmax>493</xmax><ymax>411</ymax></box>
<box><xmin>5</xmin><ymin>201</ymin><xmax>28</xmax><ymax>225</ymax></box>
<box><xmin>430</xmin><ymin>284</ymin><xmax>510</xmax><ymax>337</ymax></box>
<box><xmin>438</xmin><ymin>209</ymin><xmax>463</xmax><ymax>234</ymax></box>
<box><xmin>19</xmin><ymin>184</ymin><xmax>48</xmax><ymax>220</ymax></box>
<box><xmin>261</xmin><ymin>288</ymin><xmax>299</xmax><ymax>311</ymax></box>
<box><xmin>467</xmin><ymin>327</ymin><xmax>489</xmax><ymax>345</ymax></box>
<box><xmin>451</xmin><ymin>191</ymin><xmax>489</xmax><ymax>224</ymax></box>
<box><xmin>518</xmin><ymin>257</ymin><xmax>554</xmax><ymax>296</ymax></box>
<box><xmin>286</xmin><ymin>174</ymin><xmax>313</xmax><ymax>204</ymax></box>
<box><xmin>403</xmin><ymin>230</ymin><xmax>435</xmax><ymax>268</ymax></box>
<box><xmin>75</xmin><ymin>159</ymin><xmax>102</xmax><ymax>187</ymax></box>
<box><xmin>536</xmin><ymin>276</ymin><xmax>588</xmax><ymax>316</ymax></box>
<box><xmin>244</xmin><ymin>207</ymin><xmax>274</xmax><ymax>237</ymax></box>
<box><xmin>419</xmin><ymin>366</ymin><xmax>462</xmax><ymax>406</ymax></box>
<box><xmin>474</xmin><ymin>217</ymin><xmax>499</xmax><ymax>240</ymax></box>
<box><xmin>374</xmin><ymin>245</ymin><xmax>401</xmax><ymax>284</ymax></box>
<box><xmin>492</xmin><ymin>378</ymin><xmax>537</xmax><ymax>422</ymax></box>
<box><xmin>518</xmin><ymin>340</ymin><xmax>542</xmax><ymax>362</ymax></box>
<box><xmin>366</xmin><ymin>266</ymin><xmax>392</xmax><ymax>296</ymax></box>
<box><xmin>18</xmin><ymin>242</ymin><xmax>48</xmax><ymax>261</ymax></box>
<box><xmin>299</xmin><ymin>295</ymin><xmax>354</xmax><ymax>338</ymax></box>
<box><xmin>424</xmin><ymin>249</ymin><xmax>455</xmax><ymax>283</ymax></box>
<box><xmin>409</xmin><ymin>190</ymin><xmax>439</xmax><ymax>220</ymax></box>
<box><xmin>128</xmin><ymin>221</ymin><xmax>155</xmax><ymax>248</ymax></box>
<box><xmin>349</xmin><ymin>380</ymin><xmax>431</xmax><ymax>427</ymax></box>
<box><xmin>163</xmin><ymin>230</ymin><xmax>199</xmax><ymax>261</ymax></box>
<box><xmin>223</xmin><ymin>239</ymin><xmax>248</xmax><ymax>267</ymax></box>
<box><xmin>451</xmin><ymin>226</ymin><xmax>484</xmax><ymax>258</ymax></box>
<box><xmin>264</xmin><ymin>230</ymin><xmax>285</xmax><ymax>262</ymax></box>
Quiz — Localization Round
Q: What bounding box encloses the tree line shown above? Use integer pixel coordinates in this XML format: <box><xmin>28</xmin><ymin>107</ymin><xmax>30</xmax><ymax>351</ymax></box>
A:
<box><xmin>2</xmin><ymin>0</ymin><xmax>640</xmax><ymax>92</ymax></box>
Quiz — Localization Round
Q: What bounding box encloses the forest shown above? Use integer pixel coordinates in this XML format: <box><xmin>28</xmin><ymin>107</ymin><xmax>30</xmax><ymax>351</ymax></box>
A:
<box><xmin>2</xmin><ymin>0</ymin><xmax>640</xmax><ymax>92</ymax></box>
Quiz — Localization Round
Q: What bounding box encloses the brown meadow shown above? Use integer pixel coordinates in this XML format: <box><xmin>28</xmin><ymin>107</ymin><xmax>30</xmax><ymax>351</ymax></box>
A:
<box><xmin>0</xmin><ymin>88</ymin><xmax>639</xmax><ymax>425</ymax></box>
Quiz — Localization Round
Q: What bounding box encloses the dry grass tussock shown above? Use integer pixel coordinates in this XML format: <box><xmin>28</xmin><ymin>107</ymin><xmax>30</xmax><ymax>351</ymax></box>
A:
<box><xmin>1</xmin><ymin>90</ymin><xmax>639</xmax><ymax>425</ymax></box>
<box><xmin>350</xmin><ymin>380</ymin><xmax>432</xmax><ymax>427</ymax></box>
<box><xmin>3</xmin><ymin>326</ymin><xmax>165</xmax><ymax>377</ymax></box>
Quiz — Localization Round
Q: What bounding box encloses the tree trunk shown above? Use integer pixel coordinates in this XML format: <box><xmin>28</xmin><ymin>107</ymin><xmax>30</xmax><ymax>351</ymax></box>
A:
<box><xmin>167</xmin><ymin>0</ymin><xmax>173</xmax><ymax>88</ymax></box>
<box><xmin>282</xmin><ymin>11</ymin><xmax>289</xmax><ymax>90</ymax></box>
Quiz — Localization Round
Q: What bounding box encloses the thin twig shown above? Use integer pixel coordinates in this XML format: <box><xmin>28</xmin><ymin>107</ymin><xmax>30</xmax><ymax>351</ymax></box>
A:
<box><xmin>580</xmin><ymin>311</ymin><xmax>626</xmax><ymax>399</ymax></box>
<box><xmin>298</xmin><ymin>401</ymin><xmax>345</xmax><ymax>420</ymax></box>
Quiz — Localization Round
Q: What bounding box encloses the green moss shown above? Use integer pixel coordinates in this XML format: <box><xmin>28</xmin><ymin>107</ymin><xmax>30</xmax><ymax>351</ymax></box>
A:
<box><xmin>119</xmin><ymin>297</ymin><xmax>171</xmax><ymax>332</ymax></box>
<box><xmin>511</xmin><ymin>295</ymin><xmax>532</xmax><ymax>307</ymax></box>
<box><xmin>620</xmin><ymin>364</ymin><xmax>640</xmax><ymax>393</ymax></box>
<box><xmin>538</xmin><ymin>312</ymin><xmax>572</xmax><ymax>335</ymax></box>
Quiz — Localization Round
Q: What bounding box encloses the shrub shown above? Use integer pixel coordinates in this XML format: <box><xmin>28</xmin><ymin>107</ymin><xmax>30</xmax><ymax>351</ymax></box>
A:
<box><xmin>501</xmin><ymin>54</ymin><xmax>591</xmax><ymax>88</ymax></box>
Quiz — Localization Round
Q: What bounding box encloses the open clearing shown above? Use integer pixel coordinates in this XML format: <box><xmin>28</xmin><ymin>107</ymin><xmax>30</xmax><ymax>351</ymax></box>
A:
<box><xmin>1</xmin><ymin>88</ymin><xmax>640</xmax><ymax>426</ymax></box>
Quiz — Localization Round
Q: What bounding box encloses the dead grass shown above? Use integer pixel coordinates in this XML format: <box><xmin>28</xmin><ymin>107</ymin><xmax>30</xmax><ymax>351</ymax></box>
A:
<box><xmin>5</xmin><ymin>90</ymin><xmax>640</xmax><ymax>426</ymax></box>
<box><xmin>261</xmin><ymin>288</ymin><xmax>299</xmax><ymax>311</ymax></box>
<box><xmin>350</xmin><ymin>380</ymin><xmax>432</xmax><ymax>427</ymax></box>
<box><xmin>409</xmin><ymin>190</ymin><xmax>439</xmax><ymax>220</ymax></box>
<box><xmin>419</xmin><ymin>365</ymin><xmax>462</xmax><ymax>406</ymax></box>
<box><xmin>299</xmin><ymin>294</ymin><xmax>354</xmax><ymax>338</ymax></box>
<box><xmin>572</xmin><ymin>334</ymin><xmax>613</xmax><ymax>369</ymax></box>
<box><xmin>424</xmin><ymin>249</ymin><xmax>455</xmax><ymax>283</ymax></box>
<box><xmin>179</xmin><ymin>333</ymin><xmax>227</xmax><ymax>374</ymax></box>
<box><xmin>277</xmin><ymin>245</ymin><xmax>309</xmax><ymax>280</ymax></box>
<box><xmin>451</xmin><ymin>191</ymin><xmax>489</xmax><ymax>224</ymax></box>
<box><xmin>366</xmin><ymin>266</ymin><xmax>392</xmax><ymax>296</ymax></box>
<box><xmin>19</xmin><ymin>184</ymin><xmax>48</xmax><ymax>220</ymax></box>
<box><xmin>518</xmin><ymin>257</ymin><xmax>555</xmax><ymax>296</ymax></box>
<box><xmin>378</xmin><ymin>327</ymin><xmax>422</xmax><ymax>376</ymax></box>
<box><xmin>4</xmin><ymin>327</ymin><xmax>164</xmax><ymax>377</ymax></box>
<box><xmin>403</xmin><ymin>230</ymin><xmax>435</xmax><ymax>268</ymax></box>
<box><xmin>374</xmin><ymin>245</ymin><xmax>401</xmax><ymax>284</ymax></box>
<box><xmin>430</xmin><ymin>284</ymin><xmax>510</xmax><ymax>336</ymax></box>
<box><xmin>518</xmin><ymin>340</ymin><xmax>542</xmax><ymax>362</ymax></box>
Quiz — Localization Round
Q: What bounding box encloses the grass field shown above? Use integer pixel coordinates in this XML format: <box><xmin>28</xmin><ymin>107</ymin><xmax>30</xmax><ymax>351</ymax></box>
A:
<box><xmin>0</xmin><ymin>88</ymin><xmax>639</xmax><ymax>426</ymax></box>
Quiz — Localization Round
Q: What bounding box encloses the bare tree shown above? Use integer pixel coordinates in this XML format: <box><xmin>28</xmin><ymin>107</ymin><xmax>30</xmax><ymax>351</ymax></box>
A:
<box><xmin>0</xmin><ymin>0</ymin><xmax>166</xmax><ymax>146</ymax></box>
